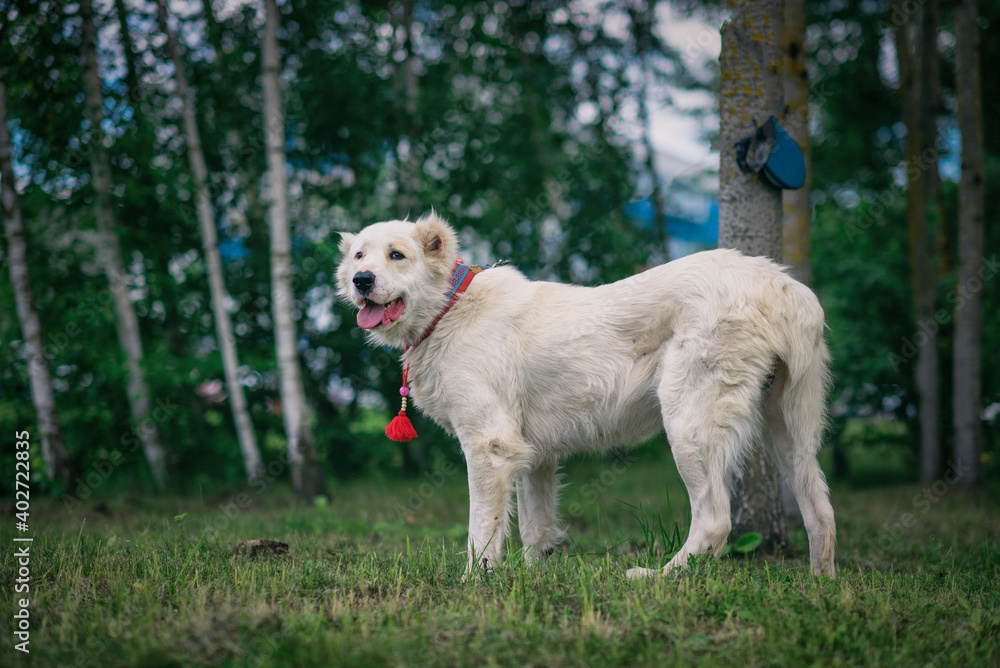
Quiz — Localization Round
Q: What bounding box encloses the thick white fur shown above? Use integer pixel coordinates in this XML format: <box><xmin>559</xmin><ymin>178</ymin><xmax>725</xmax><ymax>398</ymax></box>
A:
<box><xmin>337</xmin><ymin>212</ymin><xmax>836</xmax><ymax>578</ymax></box>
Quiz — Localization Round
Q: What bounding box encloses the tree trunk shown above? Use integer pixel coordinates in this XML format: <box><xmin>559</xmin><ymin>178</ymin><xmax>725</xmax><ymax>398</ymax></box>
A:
<box><xmin>718</xmin><ymin>0</ymin><xmax>788</xmax><ymax>553</ymax></box>
<box><xmin>953</xmin><ymin>0</ymin><xmax>985</xmax><ymax>485</ymax></box>
<box><xmin>920</xmin><ymin>0</ymin><xmax>950</xmax><ymax>278</ymax></box>
<box><xmin>263</xmin><ymin>0</ymin><xmax>327</xmax><ymax>501</ymax></box>
<box><xmin>893</xmin><ymin>0</ymin><xmax>940</xmax><ymax>482</ymax></box>
<box><xmin>777</xmin><ymin>0</ymin><xmax>810</xmax><ymax>518</ymax></box>
<box><xmin>0</xmin><ymin>79</ymin><xmax>73</xmax><ymax>485</ymax></box>
<box><xmin>781</xmin><ymin>0</ymin><xmax>811</xmax><ymax>287</ymax></box>
<box><xmin>81</xmin><ymin>0</ymin><xmax>168</xmax><ymax>488</ymax></box>
<box><xmin>156</xmin><ymin>0</ymin><xmax>264</xmax><ymax>482</ymax></box>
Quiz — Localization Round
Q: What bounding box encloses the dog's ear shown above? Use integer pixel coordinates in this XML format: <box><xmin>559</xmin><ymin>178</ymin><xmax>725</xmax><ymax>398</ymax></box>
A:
<box><xmin>335</xmin><ymin>232</ymin><xmax>357</xmax><ymax>299</ymax></box>
<box><xmin>414</xmin><ymin>211</ymin><xmax>458</xmax><ymax>269</ymax></box>
<box><xmin>338</xmin><ymin>232</ymin><xmax>357</xmax><ymax>257</ymax></box>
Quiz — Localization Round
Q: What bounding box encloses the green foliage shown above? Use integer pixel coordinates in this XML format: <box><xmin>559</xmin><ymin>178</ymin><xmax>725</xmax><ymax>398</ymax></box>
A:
<box><xmin>2</xmin><ymin>0</ymin><xmax>999</xmax><ymax>495</ymax></box>
<box><xmin>724</xmin><ymin>531</ymin><xmax>763</xmax><ymax>556</ymax></box>
<box><xmin>806</xmin><ymin>0</ymin><xmax>1000</xmax><ymax>471</ymax></box>
<box><xmin>1</xmin><ymin>0</ymin><xmax>692</xmax><ymax>493</ymax></box>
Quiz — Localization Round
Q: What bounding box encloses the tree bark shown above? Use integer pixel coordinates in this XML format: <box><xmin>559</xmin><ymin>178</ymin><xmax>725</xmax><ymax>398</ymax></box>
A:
<box><xmin>777</xmin><ymin>0</ymin><xmax>810</xmax><ymax>519</ymax></box>
<box><xmin>0</xmin><ymin>79</ymin><xmax>73</xmax><ymax>485</ymax></box>
<box><xmin>81</xmin><ymin>0</ymin><xmax>168</xmax><ymax>488</ymax></box>
<box><xmin>781</xmin><ymin>0</ymin><xmax>811</xmax><ymax>287</ymax></box>
<box><xmin>156</xmin><ymin>0</ymin><xmax>265</xmax><ymax>482</ymax></box>
<box><xmin>953</xmin><ymin>0</ymin><xmax>985</xmax><ymax>485</ymax></box>
<box><xmin>893</xmin><ymin>0</ymin><xmax>940</xmax><ymax>482</ymax></box>
<box><xmin>920</xmin><ymin>0</ymin><xmax>950</xmax><ymax>278</ymax></box>
<box><xmin>718</xmin><ymin>0</ymin><xmax>788</xmax><ymax>553</ymax></box>
<box><xmin>263</xmin><ymin>0</ymin><xmax>327</xmax><ymax>501</ymax></box>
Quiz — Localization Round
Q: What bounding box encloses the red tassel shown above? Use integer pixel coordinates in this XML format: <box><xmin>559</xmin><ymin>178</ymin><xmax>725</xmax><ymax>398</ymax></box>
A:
<box><xmin>387</xmin><ymin>362</ymin><xmax>418</xmax><ymax>442</ymax></box>
<box><xmin>386</xmin><ymin>410</ymin><xmax>418</xmax><ymax>442</ymax></box>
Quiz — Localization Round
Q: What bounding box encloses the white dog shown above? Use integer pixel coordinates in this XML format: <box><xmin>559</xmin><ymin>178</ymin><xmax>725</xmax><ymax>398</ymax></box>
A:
<box><xmin>337</xmin><ymin>212</ymin><xmax>836</xmax><ymax>578</ymax></box>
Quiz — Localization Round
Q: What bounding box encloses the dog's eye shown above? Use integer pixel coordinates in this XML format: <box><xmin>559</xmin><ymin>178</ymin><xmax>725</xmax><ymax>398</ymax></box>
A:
<box><xmin>389</xmin><ymin>250</ymin><xmax>405</xmax><ymax>261</ymax></box>
<box><xmin>354</xmin><ymin>251</ymin><xmax>364</xmax><ymax>260</ymax></box>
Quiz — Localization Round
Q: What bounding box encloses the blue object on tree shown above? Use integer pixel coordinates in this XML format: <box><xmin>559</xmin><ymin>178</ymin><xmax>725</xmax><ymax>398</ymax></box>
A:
<box><xmin>735</xmin><ymin>116</ymin><xmax>805</xmax><ymax>190</ymax></box>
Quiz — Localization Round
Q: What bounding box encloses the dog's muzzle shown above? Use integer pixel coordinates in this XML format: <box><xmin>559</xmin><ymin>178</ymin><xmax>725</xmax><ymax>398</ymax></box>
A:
<box><xmin>353</xmin><ymin>271</ymin><xmax>376</xmax><ymax>296</ymax></box>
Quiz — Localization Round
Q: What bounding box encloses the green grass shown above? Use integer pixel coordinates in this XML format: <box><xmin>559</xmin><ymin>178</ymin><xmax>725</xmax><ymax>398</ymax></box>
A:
<box><xmin>2</xmin><ymin>443</ymin><xmax>998</xmax><ymax>667</ymax></box>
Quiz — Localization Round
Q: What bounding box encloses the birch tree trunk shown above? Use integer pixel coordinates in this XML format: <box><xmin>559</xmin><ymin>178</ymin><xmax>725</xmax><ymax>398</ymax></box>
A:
<box><xmin>156</xmin><ymin>0</ymin><xmax>264</xmax><ymax>482</ymax></box>
<box><xmin>718</xmin><ymin>0</ymin><xmax>789</xmax><ymax>553</ymax></box>
<box><xmin>893</xmin><ymin>0</ymin><xmax>940</xmax><ymax>482</ymax></box>
<box><xmin>81</xmin><ymin>0</ymin><xmax>168</xmax><ymax>488</ymax></box>
<box><xmin>0</xmin><ymin>79</ymin><xmax>73</xmax><ymax>485</ymax></box>
<box><xmin>953</xmin><ymin>0</ymin><xmax>985</xmax><ymax>485</ymax></box>
<box><xmin>263</xmin><ymin>0</ymin><xmax>327</xmax><ymax>500</ymax></box>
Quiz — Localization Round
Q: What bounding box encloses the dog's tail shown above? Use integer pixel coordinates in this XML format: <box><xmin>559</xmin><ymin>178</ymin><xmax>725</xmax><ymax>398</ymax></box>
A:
<box><xmin>779</xmin><ymin>284</ymin><xmax>832</xmax><ymax>459</ymax></box>
<box><xmin>772</xmin><ymin>280</ymin><xmax>836</xmax><ymax>576</ymax></box>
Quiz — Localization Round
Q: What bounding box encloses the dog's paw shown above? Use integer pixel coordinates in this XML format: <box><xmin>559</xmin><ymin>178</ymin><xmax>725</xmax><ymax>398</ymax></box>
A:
<box><xmin>461</xmin><ymin>557</ymin><xmax>495</xmax><ymax>583</ymax></box>
<box><xmin>625</xmin><ymin>566</ymin><xmax>661</xmax><ymax>580</ymax></box>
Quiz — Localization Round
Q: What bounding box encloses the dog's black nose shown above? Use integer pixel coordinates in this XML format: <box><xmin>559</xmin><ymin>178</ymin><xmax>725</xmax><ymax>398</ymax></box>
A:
<box><xmin>353</xmin><ymin>271</ymin><xmax>376</xmax><ymax>296</ymax></box>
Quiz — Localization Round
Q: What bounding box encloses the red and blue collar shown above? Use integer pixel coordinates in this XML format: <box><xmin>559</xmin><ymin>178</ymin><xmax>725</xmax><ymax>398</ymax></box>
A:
<box><xmin>410</xmin><ymin>259</ymin><xmax>486</xmax><ymax>348</ymax></box>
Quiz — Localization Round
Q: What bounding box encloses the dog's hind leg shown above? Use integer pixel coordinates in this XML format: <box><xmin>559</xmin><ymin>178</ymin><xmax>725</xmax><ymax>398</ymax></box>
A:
<box><xmin>461</xmin><ymin>431</ymin><xmax>533</xmax><ymax>577</ymax></box>
<box><xmin>627</xmin><ymin>342</ymin><xmax>758</xmax><ymax>579</ymax></box>
<box><xmin>516</xmin><ymin>460</ymin><xmax>564</xmax><ymax>564</ymax></box>
<box><xmin>764</xmin><ymin>363</ymin><xmax>836</xmax><ymax>577</ymax></box>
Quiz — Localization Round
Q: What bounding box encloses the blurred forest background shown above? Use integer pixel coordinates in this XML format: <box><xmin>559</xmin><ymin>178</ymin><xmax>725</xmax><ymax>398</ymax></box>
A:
<box><xmin>1</xmin><ymin>0</ymin><xmax>997</xmax><ymax>502</ymax></box>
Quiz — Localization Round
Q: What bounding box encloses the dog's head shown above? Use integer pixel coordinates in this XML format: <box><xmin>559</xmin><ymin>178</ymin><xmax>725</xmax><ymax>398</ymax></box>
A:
<box><xmin>336</xmin><ymin>211</ymin><xmax>459</xmax><ymax>348</ymax></box>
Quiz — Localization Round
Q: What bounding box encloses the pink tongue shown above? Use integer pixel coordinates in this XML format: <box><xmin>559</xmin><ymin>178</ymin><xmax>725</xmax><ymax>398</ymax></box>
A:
<box><xmin>357</xmin><ymin>300</ymin><xmax>405</xmax><ymax>329</ymax></box>
<box><xmin>357</xmin><ymin>302</ymin><xmax>386</xmax><ymax>329</ymax></box>
<box><xmin>384</xmin><ymin>299</ymin><xmax>404</xmax><ymax>322</ymax></box>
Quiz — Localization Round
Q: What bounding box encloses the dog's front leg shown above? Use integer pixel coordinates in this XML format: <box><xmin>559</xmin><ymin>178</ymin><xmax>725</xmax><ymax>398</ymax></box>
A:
<box><xmin>516</xmin><ymin>461</ymin><xmax>564</xmax><ymax>564</ymax></box>
<box><xmin>462</xmin><ymin>435</ymin><xmax>532</xmax><ymax>578</ymax></box>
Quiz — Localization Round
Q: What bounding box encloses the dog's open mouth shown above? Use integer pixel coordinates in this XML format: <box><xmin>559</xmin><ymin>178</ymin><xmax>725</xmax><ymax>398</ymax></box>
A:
<box><xmin>357</xmin><ymin>298</ymin><xmax>405</xmax><ymax>330</ymax></box>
